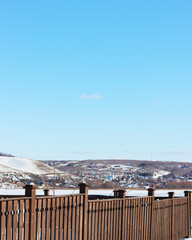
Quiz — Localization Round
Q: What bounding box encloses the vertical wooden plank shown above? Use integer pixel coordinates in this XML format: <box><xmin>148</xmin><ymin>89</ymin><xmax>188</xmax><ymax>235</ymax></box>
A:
<box><xmin>59</xmin><ymin>197</ymin><xmax>64</xmax><ymax>240</ymax></box>
<box><xmin>141</xmin><ymin>198</ymin><xmax>144</xmax><ymax>240</ymax></box>
<box><xmin>150</xmin><ymin>197</ymin><xmax>154</xmax><ymax>240</ymax></box>
<box><xmin>100</xmin><ymin>201</ymin><xmax>104</xmax><ymax>240</ymax></box>
<box><xmin>121</xmin><ymin>193</ymin><xmax>125</xmax><ymax>240</ymax></box>
<box><xmin>134</xmin><ymin>199</ymin><xmax>137</xmax><ymax>240</ymax></box>
<box><xmin>46</xmin><ymin>198</ymin><xmax>51</xmax><ymax>240</ymax></box>
<box><xmin>12</xmin><ymin>200</ymin><xmax>18</xmax><ymax>240</ymax></box>
<box><xmin>118</xmin><ymin>200</ymin><xmax>122</xmax><ymax>240</ymax></box>
<box><xmin>107</xmin><ymin>201</ymin><xmax>111</xmax><ymax>240</ymax></box>
<box><xmin>143</xmin><ymin>198</ymin><xmax>148</xmax><ymax>240</ymax></box>
<box><xmin>137</xmin><ymin>198</ymin><xmax>140</xmax><ymax>240</ymax></box>
<box><xmin>79</xmin><ymin>195</ymin><xmax>84</xmax><ymax>240</ymax></box>
<box><xmin>112</xmin><ymin>200</ymin><xmax>116</xmax><ymax>240</ymax></box>
<box><xmin>33</xmin><ymin>199</ymin><xmax>37</xmax><ymax>240</ymax></box>
<box><xmin>24</xmin><ymin>199</ymin><xmax>30</xmax><ymax>240</ymax></box>
<box><xmin>0</xmin><ymin>201</ymin><xmax>6</xmax><ymax>240</ymax></box>
<box><xmin>63</xmin><ymin>197</ymin><xmax>68</xmax><ymax>240</ymax></box>
<box><xmin>6</xmin><ymin>200</ymin><xmax>12</xmax><ymax>240</ymax></box>
<box><xmin>36</xmin><ymin>199</ymin><xmax>42</xmax><ymax>240</ymax></box>
<box><xmin>104</xmin><ymin>201</ymin><xmax>108</xmax><ymax>240</ymax></box>
<box><xmin>185</xmin><ymin>191</ymin><xmax>191</xmax><ymax>238</ymax></box>
<box><xmin>103</xmin><ymin>201</ymin><xmax>107</xmax><ymax>240</ymax></box>
<box><xmin>116</xmin><ymin>200</ymin><xmax>120</xmax><ymax>240</ymax></box>
<box><xmin>92</xmin><ymin>202</ymin><xmax>96</xmax><ymax>240</ymax></box>
<box><xmin>130</xmin><ymin>199</ymin><xmax>134</xmax><ymax>240</ymax></box>
<box><xmin>168</xmin><ymin>192</ymin><xmax>175</xmax><ymax>240</ymax></box>
<box><xmin>55</xmin><ymin>198</ymin><xmax>60</xmax><ymax>240</ymax></box>
<box><xmin>189</xmin><ymin>192</ymin><xmax>191</xmax><ymax>237</ymax></box>
<box><xmin>139</xmin><ymin>198</ymin><xmax>142</xmax><ymax>240</ymax></box>
<box><xmin>41</xmin><ymin>199</ymin><xmax>46</xmax><ymax>240</ymax></box>
<box><xmin>145</xmin><ymin>198</ymin><xmax>149</xmax><ymax>240</ymax></box>
<box><xmin>124</xmin><ymin>199</ymin><xmax>129</xmax><ymax>240</ymax></box>
<box><xmin>148</xmin><ymin>198</ymin><xmax>151</xmax><ymax>239</ymax></box>
<box><xmin>71</xmin><ymin>196</ymin><xmax>76</xmax><ymax>240</ymax></box>
<box><xmin>83</xmin><ymin>192</ymin><xmax>88</xmax><ymax>240</ymax></box>
<box><xmin>95</xmin><ymin>201</ymin><xmax>99</xmax><ymax>240</ymax></box>
<box><xmin>147</xmin><ymin>198</ymin><xmax>152</xmax><ymax>240</ymax></box>
<box><xmin>128</xmin><ymin>198</ymin><xmax>132</xmax><ymax>240</ymax></box>
<box><xmin>117</xmin><ymin>200</ymin><xmax>121</xmax><ymax>240</ymax></box>
<box><xmin>51</xmin><ymin>198</ymin><xmax>55</xmax><ymax>240</ymax></box>
<box><xmin>88</xmin><ymin>202</ymin><xmax>92</xmax><ymax>240</ymax></box>
<box><xmin>101</xmin><ymin>201</ymin><xmax>104</xmax><ymax>240</ymax></box>
<box><xmin>110</xmin><ymin>201</ymin><xmax>113</xmax><ymax>240</ymax></box>
<box><xmin>98</xmin><ymin>202</ymin><xmax>102</xmax><ymax>240</ymax></box>
<box><xmin>18</xmin><ymin>200</ymin><xmax>24</xmax><ymax>240</ymax></box>
<box><xmin>132</xmin><ymin>199</ymin><xmax>136</xmax><ymax>240</ymax></box>
<box><xmin>75</xmin><ymin>196</ymin><xmax>80</xmax><ymax>240</ymax></box>
<box><xmin>67</xmin><ymin>196</ymin><xmax>72</xmax><ymax>240</ymax></box>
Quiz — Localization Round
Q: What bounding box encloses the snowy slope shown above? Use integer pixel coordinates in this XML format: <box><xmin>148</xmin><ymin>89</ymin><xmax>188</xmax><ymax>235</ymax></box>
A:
<box><xmin>0</xmin><ymin>156</ymin><xmax>55</xmax><ymax>174</ymax></box>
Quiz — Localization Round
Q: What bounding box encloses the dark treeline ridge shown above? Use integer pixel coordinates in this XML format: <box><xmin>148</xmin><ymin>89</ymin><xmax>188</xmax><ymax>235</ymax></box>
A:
<box><xmin>0</xmin><ymin>152</ymin><xmax>14</xmax><ymax>157</ymax></box>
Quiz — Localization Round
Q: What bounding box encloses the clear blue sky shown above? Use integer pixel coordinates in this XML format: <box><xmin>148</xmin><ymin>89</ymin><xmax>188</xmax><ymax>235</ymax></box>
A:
<box><xmin>0</xmin><ymin>1</ymin><xmax>192</xmax><ymax>161</ymax></box>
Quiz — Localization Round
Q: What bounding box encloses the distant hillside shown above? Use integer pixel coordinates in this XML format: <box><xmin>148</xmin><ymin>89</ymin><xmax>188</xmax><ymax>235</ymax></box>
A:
<box><xmin>0</xmin><ymin>156</ymin><xmax>56</xmax><ymax>175</ymax></box>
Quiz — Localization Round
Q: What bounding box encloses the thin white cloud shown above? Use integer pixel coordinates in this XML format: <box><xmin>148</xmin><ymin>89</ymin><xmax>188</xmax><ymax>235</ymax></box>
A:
<box><xmin>153</xmin><ymin>102</ymin><xmax>160</xmax><ymax>105</ymax></box>
<box><xmin>80</xmin><ymin>94</ymin><xmax>103</xmax><ymax>100</ymax></box>
<box><xmin>72</xmin><ymin>151</ymin><xmax>93</xmax><ymax>155</ymax></box>
<box><xmin>161</xmin><ymin>150</ymin><xmax>192</xmax><ymax>155</ymax></box>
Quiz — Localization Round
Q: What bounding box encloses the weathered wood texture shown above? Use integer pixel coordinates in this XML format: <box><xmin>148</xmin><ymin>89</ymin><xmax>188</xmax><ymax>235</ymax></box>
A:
<box><xmin>0</xmin><ymin>186</ymin><xmax>191</xmax><ymax>240</ymax></box>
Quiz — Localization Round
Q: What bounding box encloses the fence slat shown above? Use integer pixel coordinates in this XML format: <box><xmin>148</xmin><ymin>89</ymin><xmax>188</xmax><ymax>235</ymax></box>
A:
<box><xmin>67</xmin><ymin>196</ymin><xmax>72</xmax><ymax>240</ymax></box>
<box><xmin>7</xmin><ymin>201</ymin><xmax>12</xmax><ymax>240</ymax></box>
<box><xmin>51</xmin><ymin>198</ymin><xmax>55</xmax><ymax>240</ymax></box>
<box><xmin>75</xmin><ymin>196</ymin><xmax>80</xmax><ymax>240</ymax></box>
<box><xmin>63</xmin><ymin>197</ymin><xmax>68</xmax><ymax>240</ymax></box>
<box><xmin>19</xmin><ymin>200</ymin><xmax>24</xmax><ymax>240</ymax></box>
<box><xmin>12</xmin><ymin>200</ymin><xmax>18</xmax><ymax>240</ymax></box>
<box><xmin>59</xmin><ymin>197</ymin><xmax>64</xmax><ymax>240</ymax></box>
<box><xmin>46</xmin><ymin>198</ymin><xmax>51</xmax><ymax>240</ymax></box>
<box><xmin>41</xmin><ymin>199</ymin><xmax>46</xmax><ymax>240</ymax></box>
<box><xmin>24</xmin><ymin>199</ymin><xmax>30</xmax><ymax>240</ymax></box>
<box><xmin>36</xmin><ymin>199</ymin><xmax>42</xmax><ymax>240</ymax></box>
<box><xmin>0</xmin><ymin>201</ymin><xmax>6</xmax><ymax>240</ymax></box>
<box><xmin>55</xmin><ymin>198</ymin><xmax>60</xmax><ymax>240</ymax></box>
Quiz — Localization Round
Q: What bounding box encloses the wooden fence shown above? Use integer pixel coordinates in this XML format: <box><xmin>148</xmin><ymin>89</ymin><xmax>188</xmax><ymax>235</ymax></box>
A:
<box><xmin>0</xmin><ymin>184</ymin><xmax>191</xmax><ymax>240</ymax></box>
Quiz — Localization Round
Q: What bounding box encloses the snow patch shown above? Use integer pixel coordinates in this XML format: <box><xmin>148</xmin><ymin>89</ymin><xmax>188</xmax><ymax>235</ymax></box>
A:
<box><xmin>0</xmin><ymin>156</ymin><xmax>54</xmax><ymax>174</ymax></box>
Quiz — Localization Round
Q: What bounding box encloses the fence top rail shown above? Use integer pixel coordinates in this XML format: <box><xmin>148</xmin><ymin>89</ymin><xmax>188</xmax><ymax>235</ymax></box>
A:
<box><xmin>0</xmin><ymin>197</ymin><xmax>32</xmax><ymax>202</ymax></box>
<box><xmin>88</xmin><ymin>198</ymin><xmax>125</xmax><ymax>203</ymax></box>
<box><xmin>36</xmin><ymin>193</ymin><xmax>85</xmax><ymax>199</ymax></box>
<box><xmin>155</xmin><ymin>196</ymin><xmax>188</xmax><ymax>201</ymax></box>
<box><xmin>125</xmin><ymin>196</ymin><xmax>153</xmax><ymax>199</ymax></box>
<box><xmin>0</xmin><ymin>195</ymin><xmax>26</xmax><ymax>198</ymax></box>
<box><xmin>154</xmin><ymin>199</ymin><xmax>174</xmax><ymax>205</ymax></box>
<box><xmin>88</xmin><ymin>195</ymin><xmax>154</xmax><ymax>203</ymax></box>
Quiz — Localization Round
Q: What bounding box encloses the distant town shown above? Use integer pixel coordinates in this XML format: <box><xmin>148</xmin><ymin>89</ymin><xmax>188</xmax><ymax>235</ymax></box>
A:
<box><xmin>1</xmin><ymin>156</ymin><xmax>192</xmax><ymax>190</ymax></box>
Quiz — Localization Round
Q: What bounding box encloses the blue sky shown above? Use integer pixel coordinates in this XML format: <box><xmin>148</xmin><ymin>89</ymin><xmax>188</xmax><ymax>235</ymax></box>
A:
<box><xmin>0</xmin><ymin>1</ymin><xmax>192</xmax><ymax>161</ymax></box>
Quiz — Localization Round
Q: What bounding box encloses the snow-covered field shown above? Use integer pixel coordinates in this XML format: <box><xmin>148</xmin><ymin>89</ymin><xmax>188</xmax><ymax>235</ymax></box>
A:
<box><xmin>0</xmin><ymin>188</ymin><xmax>189</xmax><ymax>197</ymax></box>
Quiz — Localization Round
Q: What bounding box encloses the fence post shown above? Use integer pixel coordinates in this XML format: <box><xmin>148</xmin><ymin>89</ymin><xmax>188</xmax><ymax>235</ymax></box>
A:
<box><xmin>148</xmin><ymin>188</ymin><xmax>155</xmax><ymax>240</ymax></box>
<box><xmin>113</xmin><ymin>190</ymin><xmax>118</xmax><ymax>198</ymax></box>
<box><xmin>184</xmin><ymin>191</ymin><xmax>191</xmax><ymax>237</ymax></box>
<box><xmin>117</xmin><ymin>190</ymin><xmax>126</xmax><ymax>240</ymax></box>
<box><xmin>79</xmin><ymin>183</ymin><xmax>89</xmax><ymax>240</ymax></box>
<box><xmin>24</xmin><ymin>185</ymin><xmax>37</xmax><ymax>240</ymax></box>
<box><xmin>44</xmin><ymin>189</ymin><xmax>50</xmax><ymax>196</ymax></box>
<box><xmin>168</xmin><ymin>192</ymin><xmax>175</xmax><ymax>240</ymax></box>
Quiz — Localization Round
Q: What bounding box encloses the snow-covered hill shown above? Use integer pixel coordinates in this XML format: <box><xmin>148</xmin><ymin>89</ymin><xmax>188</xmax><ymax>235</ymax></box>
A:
<box><xmin>0</xmin><ymin>156</ymin><xmax>55</xmax><ymax>175</ymax></box>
